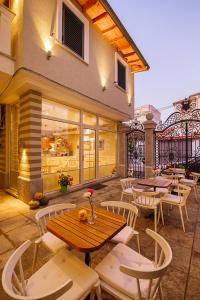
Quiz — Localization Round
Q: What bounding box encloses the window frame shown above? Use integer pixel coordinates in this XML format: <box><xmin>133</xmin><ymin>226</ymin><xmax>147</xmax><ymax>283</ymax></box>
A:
<box><xmin>56</xmin><ymin>0</ymin><xmax>89</xmax><ymax>63</ymax></box>
<box><xmin>115</xmin><ymin>53</ymin><xmax>128</xmax><ymax>92</ymax></box>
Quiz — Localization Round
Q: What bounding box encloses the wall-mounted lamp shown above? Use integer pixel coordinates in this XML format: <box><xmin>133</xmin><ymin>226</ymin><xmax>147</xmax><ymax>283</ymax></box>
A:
<box><xmin>102</xmin><ymin>85</ymin><xmax>106</xmax><ymax>92</ymax></box>
<box><xmin>47</xmin><ymin>50</ymin><xmax>52</xmax><ymax>60</ymax></box>
<box><xmin>44</xmin><ymin>39</ymin><xmax>52</xmax><ymax>60</ymax></box>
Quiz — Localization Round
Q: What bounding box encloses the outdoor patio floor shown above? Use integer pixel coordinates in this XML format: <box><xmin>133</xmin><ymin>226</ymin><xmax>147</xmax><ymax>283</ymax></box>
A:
<box><xmin>0</xmin><ymin>178</ymin><xmax>200</xmax><ymax>300</ymax></box>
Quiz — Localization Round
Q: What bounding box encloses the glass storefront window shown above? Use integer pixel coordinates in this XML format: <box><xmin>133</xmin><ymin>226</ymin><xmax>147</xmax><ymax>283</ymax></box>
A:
<box><xmin>42</xmin><ymin>100</ymin><xmax>80</xmax><ymax>122</ymax></box>
<box><xmin>42</xmin><ymin>119</ymin><xmax>80</xmax><ymax>192</ymax></box>
<box><xmin>83</xmin><ymin>111</ymin><xmax>96</xmax><ymax>126</ymax></box>
<box><xmin>99</xmin><ymin>130</ymin><xmax>117</xmax><ymax>178</ymax></box>
<box><xmin>99</xmin><ymin>117</ymin><xmax>117</xmax><ymax>131</ymax></box>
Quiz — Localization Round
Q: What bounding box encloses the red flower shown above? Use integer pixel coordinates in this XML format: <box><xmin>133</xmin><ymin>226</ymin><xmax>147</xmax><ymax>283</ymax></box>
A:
<box><xmin>87</xmin><ymin>188</ymin><xmax>94</xmax><ymax>194</ymax></box>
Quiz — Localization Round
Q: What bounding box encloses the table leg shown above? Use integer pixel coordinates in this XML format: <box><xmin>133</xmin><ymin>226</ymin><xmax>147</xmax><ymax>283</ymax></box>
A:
<box><xmin>85</xmin><ymin>252</ymin><xmax>91</xmax><ymax>266</ymax></box>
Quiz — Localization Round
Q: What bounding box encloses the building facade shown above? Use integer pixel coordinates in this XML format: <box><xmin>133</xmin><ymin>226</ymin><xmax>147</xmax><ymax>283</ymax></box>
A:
<box><xmin>134</xmin><ymin>105</ymin><xmax>161</xmax><ymax>124</ymax></box>
<box><xmin>0</xmin><ymin>0</ymin><xmax>149</xmax><ymax>201</ymax></box>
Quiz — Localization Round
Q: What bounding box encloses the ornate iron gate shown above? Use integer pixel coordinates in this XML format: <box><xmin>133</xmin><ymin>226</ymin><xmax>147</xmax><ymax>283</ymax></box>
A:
<box><xmin>155</xmin><ymin>105</ymin><xmax>200</xmax><ymax>172</ymax></box>
<box><xmin>127</xmin><ymin>121</ymin><xmax>145</xmax><ymax>178</ymax></box>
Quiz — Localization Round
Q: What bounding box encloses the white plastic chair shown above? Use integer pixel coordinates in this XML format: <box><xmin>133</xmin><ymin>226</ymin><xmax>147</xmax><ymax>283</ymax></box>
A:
<box><xmin>180</xmin><ymin>172</ymin><xmax>199</xmax><ymax>202</ymax></box>
<box><xmin>120</xmin><ymin>178</ymin><xmax>137</xmax><ymax>201</ymax></box>
<box><xmin>2</xmin><ymin>240</ymin><xmax>102</xmax><ymax>300</ymax></box>
<box><xmin>160</xmin><ymin>184</ymin><xmax>191</xmax><ymax>232</ymax></box>
<box><xmin>100</xmin><ymin>201</ymin><xmax>140</xmax><ymax>252</ymax></box>
<box><xmin>35</xmin><ymin>203</ymin><xmax>76</xmax><ymax>253</ymax></box>
<box><xmin>95</xmin><ymin>228</ymin><xmax>172</xmax><ymax>300</ymax></box>
<box><xmin>132</xmin><ymin>191</ymin><xmax>164</xmax><ymax>233</ymax></box>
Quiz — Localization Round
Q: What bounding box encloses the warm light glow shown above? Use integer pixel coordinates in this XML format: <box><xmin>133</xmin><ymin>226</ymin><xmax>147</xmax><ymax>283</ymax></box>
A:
<box><xmin>128</xmin><ymin>94</ymin><xmax>132</xmax><ymax>105</ymax></box>
<box><xmin>44</xmin><ymin>39</ymin><xmax>52</xmax><ymax>52</ymax></box>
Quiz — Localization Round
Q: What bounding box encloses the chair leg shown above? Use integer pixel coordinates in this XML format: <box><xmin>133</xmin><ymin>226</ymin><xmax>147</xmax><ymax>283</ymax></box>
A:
<box><xmin>184</xmin><ymin>205</ymin><xmax>189</xmax><ymax>221</ymax></box>
<box><xmin>92</xmin><ymin>281</ymin><xmax>102</xmax><ymax>300</ymax></box>
<box><xmin>158</xmin><ymin>284</ymin><xmax>164</xmax><ymax>300</ymax></box>
<box><xmin>179</xmin><ymin>206</ymin><xmax>185</xmax><ymax>232</ymax></box>
<box><xmin>154</xmin><ymin>207</ymin><xmax>158</xmax><ymax>266</ymax></box>
<box><xmin>160</xmin><ymin>202</ymin><xmax>164</xmax><ymax>225</ymax></box>
<box><xmin>136</xmin><ymin>233</ymin><xmax>140</xmax><ymax>253</ymax></box>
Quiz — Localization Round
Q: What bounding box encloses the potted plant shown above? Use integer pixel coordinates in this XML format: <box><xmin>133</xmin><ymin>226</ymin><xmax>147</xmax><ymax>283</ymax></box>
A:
<box><xmin>58</xmin><ymin>174</ymin><xmax>73</xmax><ymax>192</ymax></box>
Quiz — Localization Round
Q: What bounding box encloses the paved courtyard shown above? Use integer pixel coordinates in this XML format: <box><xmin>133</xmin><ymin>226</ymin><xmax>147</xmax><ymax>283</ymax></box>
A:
<box><xmin>0</xmin><ymin>178</ymin><xmax>200</xmax><ymax>299</ymax></box>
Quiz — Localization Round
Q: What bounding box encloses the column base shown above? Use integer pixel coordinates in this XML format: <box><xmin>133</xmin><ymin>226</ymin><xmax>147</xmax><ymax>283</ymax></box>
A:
<box><xmin>18</xmin><ymin>177</ymin><xmax>43</xmax><ymax>203</ymax></box>
<box><xmin>145</xmin><ymin>166</ymin><xmax>154</xmax><ymax>179</ymax></box>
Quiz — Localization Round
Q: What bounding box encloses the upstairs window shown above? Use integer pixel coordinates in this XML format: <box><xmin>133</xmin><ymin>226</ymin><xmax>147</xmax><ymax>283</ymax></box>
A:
<box><xmin>115</xmin><ymin>53</ymin><xmax>128</xmax><ymax>92</ymax></box>
<box><xmin>57</xmin><ymin>0</ymin><xmax>89</xmax><ymax>63</ymax></box>
<box><xmin>117</xmin><ymin>60</ymin><xmax>126</xmax><ymax>90</ymax></box>
<box><xmin>62</xmin><ymin>4</ymin><xmax>84</xmax><ymax>58</ymax></box>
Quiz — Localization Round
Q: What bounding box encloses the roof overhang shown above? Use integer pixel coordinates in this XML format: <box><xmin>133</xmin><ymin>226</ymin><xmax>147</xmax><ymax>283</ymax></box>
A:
<box><xmin>76</xmin><ymin>0</ymin><xmax>149</xmax><ymax>73</ymax></box>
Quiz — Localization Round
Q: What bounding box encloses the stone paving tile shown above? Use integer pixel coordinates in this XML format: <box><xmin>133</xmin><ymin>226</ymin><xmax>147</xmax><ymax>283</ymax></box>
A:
<box><xmin>6</xmin><ymin>223</ymin><xmax>39</xmax><ymax>246</ymax></box>
<box><xmin>0</xmin><ymin>214</ymin><xmax>32</xmax><ymax>233</ymax></box>
<box><xmin>0</xmin><ymin>235</ymin><xmax>14</xmax><ymax>254</ymax></box>
<box><xmin>0</xmin><ymin>179</ymin><xmax>199</xmax><ymax>299</ymax></box>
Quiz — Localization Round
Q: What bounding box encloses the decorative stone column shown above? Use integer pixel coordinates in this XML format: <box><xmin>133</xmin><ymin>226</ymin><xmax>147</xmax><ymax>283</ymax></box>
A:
<box><xmin>117</xmin><ymin>122</ymin><xmax>128</xmax><ymax>178</ymax></box>
<box><xmin>143</xmin><ymin>113</ymin><xmax>157</xmax><ymax>178</ymax></box>
<box><xmin>18</xmin><ymin>90</ymin><xmax>43</xmax><ymax>202</ymax></box>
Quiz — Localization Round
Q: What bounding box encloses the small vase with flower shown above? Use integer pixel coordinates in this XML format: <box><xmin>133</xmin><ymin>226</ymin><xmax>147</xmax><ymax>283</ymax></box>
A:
<box><xmin>83</xmin><ymin>188</ymin><xmax>96</xmax><ymax>224</ymax></box>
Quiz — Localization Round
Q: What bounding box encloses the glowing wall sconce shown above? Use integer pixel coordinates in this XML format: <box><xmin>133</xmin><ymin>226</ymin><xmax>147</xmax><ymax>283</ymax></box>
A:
<box><xmin>44</xmin><ymin>39</ymin><xmax>52</xmax><ymax>60</ymax></box>
<box><xmin>102</xmin><ymin>85</ymin><xmax>106</xmax><ymax>92</ymax></box>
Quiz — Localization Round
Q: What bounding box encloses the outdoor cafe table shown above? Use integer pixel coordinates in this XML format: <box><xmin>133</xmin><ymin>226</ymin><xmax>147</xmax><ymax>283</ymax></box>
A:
<box><xmin>47</xmin><ymin>206</ymin><xmax>126</xmax><ymax>266</ymax></box>
<box><xmin>134</xmin><ymin>178</ymin><xmax>172</xmax><ymax>191</ymax></box>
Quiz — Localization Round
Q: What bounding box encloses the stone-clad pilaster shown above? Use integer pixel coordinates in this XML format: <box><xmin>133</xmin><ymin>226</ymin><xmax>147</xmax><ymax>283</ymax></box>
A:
<box><xmin>143</xmin><ymin>113</ymin><xmax>157</xmax><ymax>178</ymax></box>
<box><xmin>18</xmin><ymin>90</ymin><xmax>43</xmax><ymax>202</ymax></box>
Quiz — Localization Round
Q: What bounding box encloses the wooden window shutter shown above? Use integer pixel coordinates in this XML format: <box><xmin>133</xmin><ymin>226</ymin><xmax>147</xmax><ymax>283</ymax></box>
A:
<box><xmin>117</xmin><ymin>60</ymin><xmax>126</xmax><ymax>90</ymax></box>
<box><xmin>62</xmin><ymin>3</ymin><xmax>84</xmax><ymax>58</ymax></box>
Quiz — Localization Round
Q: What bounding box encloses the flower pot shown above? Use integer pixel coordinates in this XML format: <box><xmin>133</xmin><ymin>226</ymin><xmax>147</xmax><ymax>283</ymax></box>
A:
<box><xmin>60</xmin><ymin>185</ymin><xmax>68</xmax><ymax>192</ymax></box>
<box><xmin>39</xmin><ymin>197</ymin><xmax>49</xmax><ymax>206</ymax></box>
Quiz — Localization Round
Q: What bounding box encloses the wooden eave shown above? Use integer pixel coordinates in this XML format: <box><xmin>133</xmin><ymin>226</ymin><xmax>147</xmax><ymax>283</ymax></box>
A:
<box><xmin>76</xmin><ymin>0</ymin><xmax>149</xmax><ymax>73</ymax></box>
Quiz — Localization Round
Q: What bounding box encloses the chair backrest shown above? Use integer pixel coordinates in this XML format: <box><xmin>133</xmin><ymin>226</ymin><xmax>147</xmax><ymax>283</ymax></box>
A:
<box><xmin>191</xmin><ymin>172</ymin><xmax>200</xmax><ymax>183</ymax></box>
<box><xmin>173</xmin><ymin>184</ymin><xmax>191</xmax><ymax>205</ymax></box>
<box><xmin>120</xmin><ymin>178</ymin><xmax>136</xmax><ymax>191</ymax></box>
<box><xmin>164</xmin><ymin>174</ymin><xmax>180</xmax><ymax>185</ymax></box>
<box><xmin>133</xmin><ymin>191</ymin><xmax>160</xmax><ymax>208</ymax></box>
<box><xmin>2</xmin><ymin>240</ymin><xmax>73</xmax><ymax>300</ymax></box>
<box><xmin>35</xmin><ymin>203</ymin><xmax>76</xmax><ymax>235</ymax></box>
<box><xmin>101</xmin><ymin>201</ymin><xmax>138</xmax><ymax>229</ymax></box>
<box><xmin>120</xmin><ymin>228</ymin><xmax>172</xmax><ymax>300</ymax></box>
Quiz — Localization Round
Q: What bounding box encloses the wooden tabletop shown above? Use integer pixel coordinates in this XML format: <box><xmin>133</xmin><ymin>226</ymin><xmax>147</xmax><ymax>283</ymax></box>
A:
<box><xmin>47</xmin><ymin>206</ymin><xmax>126</xmax><ymax>253</ymax></box>
<box><xmin>135</xmin><ymin>178</ymin><xmax>172</xmax><ymax>188</ymax></box>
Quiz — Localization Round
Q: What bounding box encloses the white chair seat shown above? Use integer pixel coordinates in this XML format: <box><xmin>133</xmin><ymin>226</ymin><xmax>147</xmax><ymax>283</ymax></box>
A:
<box><xmin>41</xmin><ymin>232</ymin><xmax>67</xmax><ymax>253</ymax></box>
<box><xmin>180</xmin><ymin>178</ymin><xmax>196</xmax><ymax>186</ymax></box>
<box><xmin>156</xmin><ymin>187</ymin><xmax>169</xmax><ymax>194</ymax></box>
<box><xmin>161</xmin><ymin>193</ymin><xmax>183</xmax><ymax>204</ymax></box>
<box><xmin>111</xmin><ymin>226</ymin><xmax>137</xmax><ymax>244</ymax></box>
<box><xmin>132</xmin><ymin>187</ymin><xmax>144</xmax><ymax>192</ymax></box>
<box><xmin>27</xmin><ymin>248</ymin><xmax>99</xmax><ymax>300</ymax></box>
<box><xmin>95</xmin><ymin>243</ymin><xmax>155</xmax><ymax>299</ymax></box>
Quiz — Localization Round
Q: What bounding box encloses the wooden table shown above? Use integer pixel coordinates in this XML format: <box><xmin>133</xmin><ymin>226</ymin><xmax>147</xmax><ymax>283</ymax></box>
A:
<box><xmin>135</xmin><ymin>178</ymin><xmax>172</xmax><ymax>191</ymax></box>
<box><xmin>47</xmin><ymin>206</ymin><xmax>126</xmax><ymax>265</ymax></box>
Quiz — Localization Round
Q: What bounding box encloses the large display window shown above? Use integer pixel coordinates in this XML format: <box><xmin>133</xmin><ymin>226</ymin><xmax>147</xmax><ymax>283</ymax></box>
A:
<box><xmin>42</xmin><ymin>100</ymin><xmax>117</xmax><ymax>192</ymax></box>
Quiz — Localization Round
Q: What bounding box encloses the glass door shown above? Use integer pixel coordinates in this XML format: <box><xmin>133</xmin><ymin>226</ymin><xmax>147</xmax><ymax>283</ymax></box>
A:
<box><xmin>83</xmin><ymin>129</ymin><xmax>96</xmax><ymax>181</ymax></box>
<box><xmin>9</xmin><ymin>105</ymin><xmax>19</xmax><ymax>192</ymax></box>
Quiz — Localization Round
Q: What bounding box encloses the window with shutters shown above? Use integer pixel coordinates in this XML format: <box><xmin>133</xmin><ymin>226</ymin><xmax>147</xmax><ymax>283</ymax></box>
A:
<box><xmin>57</xmin><ymin>0</ymin><xmax>89</xmax><ymax>63</ymax></box>
<box><xmin>115</xmin><ymin>53</ymin><xmax>128</xmax><ymax>92</ymax></box>
<box><xmin>62</xmin><ymin>4</ymin><xmax>84</xmax><ymax>58</ymax></box>
<box><xmin>117</xmin><ymin>60</ymin><xmax>126</xmax><ymax>90</ymax></box>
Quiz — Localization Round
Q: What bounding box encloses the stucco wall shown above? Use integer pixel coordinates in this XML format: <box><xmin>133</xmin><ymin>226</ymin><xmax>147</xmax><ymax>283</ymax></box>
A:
<box><xmin>13</xmin><ymin>0</ymin><xmax>134</xmax><ymax>118</ymax></box>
